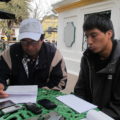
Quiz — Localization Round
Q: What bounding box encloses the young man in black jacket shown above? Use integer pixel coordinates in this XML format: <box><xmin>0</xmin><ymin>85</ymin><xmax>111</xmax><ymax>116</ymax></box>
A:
<box><xmin>0</xmin><ymin>18</ymin><xmax>67</xmax><ymax>98</ymax></box>
<box><xmin>74</xmin><ymin>14</ymin><xmax>120</xmax><ymax>119</ymax></box>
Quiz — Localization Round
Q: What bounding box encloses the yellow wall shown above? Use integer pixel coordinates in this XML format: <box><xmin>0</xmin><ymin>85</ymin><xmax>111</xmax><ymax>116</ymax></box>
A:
<box><xmin>42</xmin><ymin>16</ymin><xmax>58</xmax><ymax>42</ymax></box>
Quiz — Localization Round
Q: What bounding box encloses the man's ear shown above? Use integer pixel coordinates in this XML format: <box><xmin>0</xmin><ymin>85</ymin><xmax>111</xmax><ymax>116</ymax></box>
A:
<box><xmin>107</xmin><ymin>30</ymin><xmax>113</xmax><ymax>40</ymax></box>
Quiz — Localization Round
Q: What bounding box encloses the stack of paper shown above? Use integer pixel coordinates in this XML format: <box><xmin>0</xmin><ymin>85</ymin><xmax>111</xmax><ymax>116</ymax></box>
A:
<box><xmin>0</xmin><ymin>85</ymin><xmax>38</xmax><ymax>103</ymax></box>
<box><xmin>82</xmin><ymin>110</ymin><xmax>114</xmax><ymax>120</ymax></box>
<box><xmin>56</xmin><ymin>94</ymin><xmax>97</xmax><ymax>113</ymax></box>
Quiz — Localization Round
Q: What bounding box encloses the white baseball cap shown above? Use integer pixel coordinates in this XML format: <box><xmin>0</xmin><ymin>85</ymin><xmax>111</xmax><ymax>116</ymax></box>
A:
<box><xmin>18</xmin><ymin>18</ymin><xmax>43</xmax><ymax>41</ymax></box>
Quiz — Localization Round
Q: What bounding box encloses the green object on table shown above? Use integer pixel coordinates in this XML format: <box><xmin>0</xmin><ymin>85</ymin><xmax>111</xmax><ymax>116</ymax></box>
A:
<box><xmin>0</xmin><ymin>88</ymin><xmax>86</xmax><ymax>120</ymax></box>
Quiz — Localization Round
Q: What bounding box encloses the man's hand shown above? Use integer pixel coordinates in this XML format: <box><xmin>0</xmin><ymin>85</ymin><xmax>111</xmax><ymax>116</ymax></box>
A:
<box><xmin>0</xmin><ymin>84</ymin><xmax>8</xmax><ymax>98</ymax></box>
<box><xmin>51</xmin><ymin>86</ymin><xmax>61</xmax><ymax>91</ymax></box>
<box><xmin>42</xmin><ymin>86</ymin><xmax>50</xmax><ymax>90</ymax></box>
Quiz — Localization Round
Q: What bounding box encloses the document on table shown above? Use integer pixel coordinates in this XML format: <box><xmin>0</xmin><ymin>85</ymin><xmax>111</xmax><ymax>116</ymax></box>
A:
<box><xmin>81</xmin><ymin>110</ymin><xmax>114</xmax><ymax>120</ymax></box>
<box><xmin>0</xmin><ymin>85</ymin><xmax>38</xmax><ymax>103</ymax></box>
<box><xmin>56</xmin><ymin>94</ymin><xmax>97</xmax><ymax>113</ymax></box>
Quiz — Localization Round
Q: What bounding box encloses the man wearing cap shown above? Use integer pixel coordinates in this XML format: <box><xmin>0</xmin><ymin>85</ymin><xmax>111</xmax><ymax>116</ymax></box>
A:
<box><xmin>0</xmin><ymin>18</ymin><xmax>67</xmax><ymax>98</ymax></box>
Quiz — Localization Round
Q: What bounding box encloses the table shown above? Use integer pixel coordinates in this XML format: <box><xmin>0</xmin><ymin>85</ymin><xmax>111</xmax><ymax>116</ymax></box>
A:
<box><xmin>0</xmin><ymin>89</ymin><xmax>86</xmax><ymax>120</ymax></box>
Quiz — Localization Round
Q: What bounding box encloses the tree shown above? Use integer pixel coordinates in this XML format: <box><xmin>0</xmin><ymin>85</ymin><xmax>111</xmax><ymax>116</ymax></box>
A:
<box><xmin>28</xmin><ymin>0</ymin><xmax>54</xmax><ymax>21</ymax></box>
<box><xmin>0</xmin><ymin>0</ymin><xmax>31</xmax><ymax>40</ymax></box>
<box><xmin>0</xmin><ymin>0</ymin><xmax>31</xmax><ymax>21</ymax></box>
<box><xmin>0</xmin><ymin>0</ymin><xmax>31</xmax><ymax>28</ymax></box>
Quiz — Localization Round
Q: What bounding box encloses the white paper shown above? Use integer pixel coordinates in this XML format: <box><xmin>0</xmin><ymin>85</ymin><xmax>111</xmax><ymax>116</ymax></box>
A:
<box><xmin>6</xmin><ymin>85</ymin><xmax>37</xmax><ymax>95</ymax></box>
<box><xmin>81</xmin><ymin>110</ymin><xmax>114</xmax><ymax>120</ymax></box>
<box><xmin>0</xmin><ymin>85</ymin><xmax>38</xmax><ymax>103</ymax></box>
<box><xmin>56</xmin><ymin>94</ymin><xmax>97</xmax><ymax>113</ymax></box>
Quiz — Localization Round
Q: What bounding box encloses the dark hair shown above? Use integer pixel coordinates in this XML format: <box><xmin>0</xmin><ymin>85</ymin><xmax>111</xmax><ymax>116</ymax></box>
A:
<box><xmin>83</xmin><ymin>14</ymin><xmax>114</xmax><ymax>40</ymax></box>
<box><xmin>40</xmin><ymin>34</ymin><xmax>45</xmax><ymax>41</ymax></box>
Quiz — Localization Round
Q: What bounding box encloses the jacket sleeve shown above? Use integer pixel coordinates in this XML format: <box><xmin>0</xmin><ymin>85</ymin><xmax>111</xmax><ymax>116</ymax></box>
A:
<box><xmin>74</xmin><ymin>56</ymin><xmax>92</xmax><ymax>102</ymax></box>
<box><xmin>101</xmin><ymin>67</ymin><xmax>120</xmax><ymax>120</ymax></box>
<box><xmin>0</xmin><ymin>48</ymin><xmax>11</xmax><ymax>87</ymax></box>
<box><xmin>46</xmin><ymin>49</ymin><xmax>67</xmax><ymax>90</ymax></box>
<box><xmin>101</xmin><ymin>106</ymin><xmax>120</xmax><ymax>120</ymax></box>
<box><xmin>100</xmin><ymin>89</ymin><xmax>120</xmax><ymax>119</ymax></box>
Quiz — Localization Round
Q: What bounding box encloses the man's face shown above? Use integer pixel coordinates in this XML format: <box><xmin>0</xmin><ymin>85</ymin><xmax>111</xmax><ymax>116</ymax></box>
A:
<box><xmin>20</xmin><ymin>38</ymin><xmax>43</xmax><ymax>57</ymax></box>
<box><xmin>85</xmin><ymin>28</ymin><xmax>112</xmax><ymax>53</ymax></box>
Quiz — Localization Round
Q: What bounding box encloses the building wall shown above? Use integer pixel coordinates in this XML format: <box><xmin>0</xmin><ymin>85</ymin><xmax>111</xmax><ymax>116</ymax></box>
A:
<box><xmin>55</xmin><ymin>0</ymin><xmax>120</xmax><ymax>92</ymax></box>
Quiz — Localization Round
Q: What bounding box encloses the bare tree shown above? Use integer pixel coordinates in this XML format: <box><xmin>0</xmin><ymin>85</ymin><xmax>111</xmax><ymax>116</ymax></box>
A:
<box><xmin>28</xmin><ymin>0</ymin><xmax>54</xmax><ymax>21</ymax></box>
